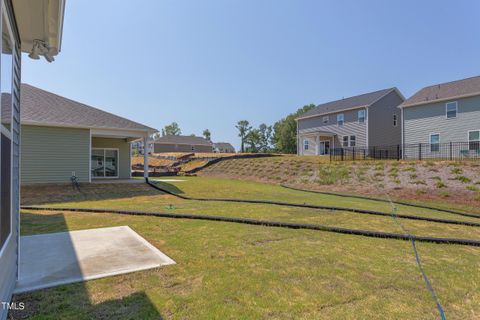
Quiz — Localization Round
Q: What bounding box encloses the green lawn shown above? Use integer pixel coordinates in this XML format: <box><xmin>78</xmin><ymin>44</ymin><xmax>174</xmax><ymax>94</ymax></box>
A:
<box><xmin>17</xmin><ymin>177</ymin><xmax>480</xmax><ymax>319</ymax></box>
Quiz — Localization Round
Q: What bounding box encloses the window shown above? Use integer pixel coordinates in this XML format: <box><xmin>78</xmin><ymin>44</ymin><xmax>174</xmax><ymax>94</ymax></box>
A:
<box><xmin>446</xmin><ymin>102</ymin><xmax>457</xmax><ymax>119</ymax></box>
<box><xmin>430</xmin><ymin>134</ymin><xmax>440</xmax><ymax>152</ymax></box>
<box><xmin>469</xmin><ymin>130</ymin><xmax>480</xmax><ymax>151</ymax></box>
<box><xmin>91</xmin><ymin>148</ymin><xmax>119</xmax><ymax>178</ymax></box>
<box><xmin>342</xmin><ymin>136</ymin><xmax>349</xmax><ymax>147</ymax></box>
<box><xmin>350</xmin><ymin>136</ymin><xmax>356</xmax><ymax>147</ymax></box>
<box><xmin>303</xmin><ymin>140</ymin><xmax>309</xmax><ymax>150</ymax></box>
<box><xmin>393</xmin><ymin>114</ymin><xmax>398</xmax><ymax>126</ymax></box>
<box><xmin>0</xmin><ymin>7</ymin><xmax>15</xmax><ymax>253</ymax></box>
<box><xmin>337</xmin><ymin>114</ymin><xmax>344</xmax><ymax>126</ymax></box>
<box><xmin>191</xmin><ymin>146</ymin><xmax>195</xmax><ymax>151</ymax></box>
<box><xmin>322</xmin><ymin>116</ymin><xmax>329</xmax><ymax>124</ymax></box>
<box><xmin>358</xmin><ymin>110</ymin><xmax>365</xmax><ymax>123</ymax></box>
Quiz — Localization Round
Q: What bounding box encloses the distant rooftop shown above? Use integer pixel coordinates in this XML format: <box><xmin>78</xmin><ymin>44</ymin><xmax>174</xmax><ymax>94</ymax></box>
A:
<box><xmin>401</xmin><ymin>75</ymin><xmax>480</xmax><ymax>108</ymax></box>
<box><xmin>153</xmin><ymin>135</ymin><xmax>213</xmax><ymax>146</ymax></box>
<box><xmin>297</xmin><ymin>88</ymin><xmax>396</xmax><ymax>120</ymax></box>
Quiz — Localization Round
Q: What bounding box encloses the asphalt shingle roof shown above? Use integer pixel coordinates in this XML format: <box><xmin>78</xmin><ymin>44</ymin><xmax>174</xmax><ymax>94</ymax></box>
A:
<box><xmin>401</xmin><ymin>76</ymin><xmax>480</xmax><ymax>107</ymax></box>
<box><xmin>297</xmin><ymin>88</ymin><xmax>395</xmax><ymax>119</ymax></box>
<box><xmin>154</xmin><ymin>135</ymin><xmax>213</xmax><ymax>146</ymax></box>
<box><xmin>2</xmin><ymin>84</ymin><xmax>156</xmax><ymax>132</ymax></box>
<box><xmin>214</xmin><ymin>142</ymin><xmax>235</xmax><ymax>150</ymax></box>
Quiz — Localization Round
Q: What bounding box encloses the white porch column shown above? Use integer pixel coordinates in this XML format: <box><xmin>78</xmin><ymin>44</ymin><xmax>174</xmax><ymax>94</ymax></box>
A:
<box><xmin>316</xmin><ymin>135</ymin><xmax>320</xmax><ymax>155</ymax></box>
<box><xmin>143</xmin><ymin>135</ymin><xmax>149</xmax><ymax>179</ymax></box>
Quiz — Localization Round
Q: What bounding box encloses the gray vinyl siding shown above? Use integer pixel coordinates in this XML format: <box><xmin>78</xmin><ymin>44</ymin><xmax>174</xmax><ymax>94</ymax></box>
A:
<box><xmin>92</xmin><ymin>137</ymin><xmax>131</xmax><ymax>179</ymax></box>
<box><xmin>403</xmin><ymin>95</ymin><xmax>480</xmax><ymax>144</ymax></box>
<box><xmin>21</xmin><ymin>126</ymin><xmax>90</xmax><ymax>184</ymax></box>
<box><xmin>0</xmin><ymin>4</ymin><xmax>21</xmax><ymax>319</ymax></box>
<box><xmin>153</xmin><ymin>143</ymin><xmax>213</xmax><ymax>153</ymax></box>
<box><xmin>298</xmin><ymin>107</ymin><xmax>367</xmax><ymax>148</ymax></box>
<box><xmin>368</xmin><ymin>90</ymin><xmax>403</xmax><ymax>146</ymax></box>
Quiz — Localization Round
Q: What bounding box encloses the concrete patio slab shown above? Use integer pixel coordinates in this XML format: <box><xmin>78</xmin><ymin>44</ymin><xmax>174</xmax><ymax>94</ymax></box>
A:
<box><xmin>15</xmin><ymin>226</ymin><xmax>175</xmax><ymax>293</ymax></box>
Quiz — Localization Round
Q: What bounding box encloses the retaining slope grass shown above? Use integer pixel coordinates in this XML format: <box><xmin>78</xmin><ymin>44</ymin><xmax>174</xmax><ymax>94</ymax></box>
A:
<box><xmin>17</xmin><ymin>178</ymin><xmax>480</xmax><ymax>319</ymax></box>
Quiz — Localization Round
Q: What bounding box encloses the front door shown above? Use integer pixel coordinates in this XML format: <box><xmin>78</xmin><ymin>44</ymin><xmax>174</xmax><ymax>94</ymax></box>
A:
<box><xmin>319</xmin><ymin>141</ymin><xmax>330</xmax><ymax>155</ymax></box>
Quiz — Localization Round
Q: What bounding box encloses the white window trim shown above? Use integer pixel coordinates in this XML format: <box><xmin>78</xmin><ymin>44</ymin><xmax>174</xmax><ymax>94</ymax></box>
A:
<box><xmin>303</xmin><ymin>139</ymin><xmax>309</xmax><ymax>150</ymax></box>
<box><xmin>468</xmin><ymin>129</ymin><xmax>480</xmax><ymax>151</ymax></box>
<box><xmin>322</xmin><ymin>116</ymin><xmax>329</xmax><ymax>124</ymax></box>
<box><xmin>349</xmin><ymin>135</ymin><xmax>356</xmax><ymax>147</ymax></box>
<box><xmin>337</xmin><ymin>114</ymin><xmax>344</xmax><ymax>126</ymax></box>
<box><xmin>445</xmin><ymin>101</ymin><xmax>458</xmax><ymax>119</ymax></box>
<box><xmin>358</xmin><ymin>110</ymin><xmax>365</xmax><ymax>123</ymax></box>
<box><xmin>429</xmin><ymin>133</ymin><xmax>440</xmax><ymax>152</ymax></box>
<box><xmin>91</xmin><ymin>147</ymin><xmax>120</xmax><ymax>179</ymax></box>
<box><xmin>0</xmin><ymin>2</ymin><xmax>16</xmax><ymax>259</ymax></box>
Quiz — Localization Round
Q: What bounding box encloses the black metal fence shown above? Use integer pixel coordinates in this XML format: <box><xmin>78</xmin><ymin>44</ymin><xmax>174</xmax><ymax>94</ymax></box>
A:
<box><xmin>330</xmin><ymin>141</ymin><xmax>480</xmax><ymax>161</ymax></box>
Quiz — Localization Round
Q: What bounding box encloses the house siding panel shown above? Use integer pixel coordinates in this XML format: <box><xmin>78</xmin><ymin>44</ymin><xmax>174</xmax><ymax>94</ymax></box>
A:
<box><xmin>298</xmin><ymin>108</ymin><xmax>367</xmax><ymax>148</ymax></box>
<box><xmin>20</xmin><ymin>126</ymin><xmax>90</xmax><ymax>184</ymax></box>
<box><xmin>0</xmin><ymin>5</ymin><xmax>21</xmax><ymax>319</ymax></box>
<box><xmin>403</xmin><ymin>95</ymin><xmax>480</xmax><ymax>144</ymax></box>
<box><xmin>91</xmin><ymin>137</ymin><xmax>131</xmax><ymax>179</ymax></box>
<box><xmin>368</xmin><ymin>90</ymin><xmax>403</xmax><ymax>146</ymax></box>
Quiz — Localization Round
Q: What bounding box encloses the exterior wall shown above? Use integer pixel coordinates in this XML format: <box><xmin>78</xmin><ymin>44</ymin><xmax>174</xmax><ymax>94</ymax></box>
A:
<box><xmin>154</xmin><ymin>143</ymin><xmax>213</xmax><ymax>153</ymax></box>
<box><xmin>368</xmin><ymin>90</ymin><xmax>404</xmax><ymax>146</ymax></box>
<box><xmin>403</xmin><ymin>95</ymin><xmax>480</xmax><ymax>144</ymax></box>
<box><xmin>297</xmin><ymin>107</ymin><xmax>367</xmax><ymax>152</ymax></box>
<box><xmin>91</xmin><ymin>137</ymin><xmax>131</xmax><ymax>179</ymax></box>
<box><xmin>297</xmin><ymin>135</ymin><xmax>334</xmax><ymax>156</ymax></box>
<box><xmin>0</xmin><ymin>3</ymin><xmax>21</xmax><ymax>319</ymax></box>
<box><xmin>21</xmin><ymin>126</ymin><xmax>90</xmax><ymax>184</ymax></box>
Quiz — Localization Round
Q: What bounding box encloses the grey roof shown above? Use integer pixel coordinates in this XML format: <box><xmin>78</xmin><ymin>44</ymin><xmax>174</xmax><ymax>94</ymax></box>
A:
<box><xmin>401</xmin><ymin>76</ymin><xmax>480</xmax><ymax>107</ymax></box>
<box><xmin>214</xmin><ymin>142</ymin><xmax>235</xmax><ymax>150</ymax></box>
<box><xmin>297</xmin><ymin>88</ymin><xmax>395</xmax><ymax>120</ymax></box>
<box><xmin>1</xmin><ymin>84</ymin><xmax>156</xmax><ymax>132</ymax></box>
<box><xmin>154</xmin><ymin>135</ymin><xmax>213</xmax><ymax>146</ymax></box>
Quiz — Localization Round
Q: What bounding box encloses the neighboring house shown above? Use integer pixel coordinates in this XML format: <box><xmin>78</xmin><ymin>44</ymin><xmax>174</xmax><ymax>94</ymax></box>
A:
<box><xmin>400</xmin><ymin>76</ymin><xmax>480</xmax><ymax>158</ymax></box>
<box><xmin>131</xmin><ymin>140</ymin><xmax>153</xmax><ymax>155</ymax></box>
<box><xmin>214</xmin><ymin>142</ymin><xmax>235</xmax><ymax>153</ymax></box>
<box><xmin>296</xmin><ymin>88</ymin><xmax>405</xmax><ymax>156</ymax></box>
<box><xmin>2</xmin><ymin>84</ymin><xmax>157</xmax><ymax>184</ymax></box>
<box><xmin>0</xmin><ymin>1</ymin><xmax>65</xmax><ymax>319</ymax></box>
<box><xmin>153</xmin><ymin>135</ymin><xmax>213</xmax><ymax>153</ymax></box>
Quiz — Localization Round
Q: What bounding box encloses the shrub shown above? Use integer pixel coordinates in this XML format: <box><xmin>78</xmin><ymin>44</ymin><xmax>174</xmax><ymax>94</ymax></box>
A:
<box><xmin>430</xmin><ymin>176</ymin><xmax>442</xmax><ymax>181</ymax></box>
<box><xmin>317</xmin><ymin>165</ymin><xmax>350</xmax><ymax>185</ymax></box>
<box><xmin>450</xmin><ymin>167</ymin><xmax>463</xmax><ymax>174</ymax></box>
<box><xmin>409</xmin><ymin>173</ymin><xmax>418</xmax><ymax>179</ymax></box>
<box><xmin>403</xmin><ymin>166</ymin><xmax>416</xmax><ymax>172</ymax></box>
<box><xmin>466</xmin><ymin>185</ymin><xmax>479</xmax><ymax>192</ymax></box>
<box><xmin>439</xmin><ymin>191</ymin><xmax>450</xmax><ymax>198</ymax></box>
<box><xmin>455</xmin><ymin>176</ymin><xmax>472</xmax><ymax>184</ymax></box>
<box><xmin>435</xmin><ymin>181</ymin><xmax>446</xmax><ymax>188</ymax></box>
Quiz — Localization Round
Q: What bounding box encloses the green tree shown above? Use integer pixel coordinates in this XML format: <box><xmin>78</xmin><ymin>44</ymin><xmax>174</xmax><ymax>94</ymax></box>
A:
<box><xmin>245</xmin><ymin>128</ymin><xmax>261</xmax><ymax>153</ymax></box>
<box><xmin>258</xmin><ymin>123</ymin><xmax>273</xmax><ymax>153</ymax></box>
<box><xmin>235</xmin><ymin>120</ymin><xmax>252</xmax><ymax>153</ymax></box>
<box><xmin>272</xmin><ymin>104</ymin><xmax>316</xmax><ymax>154</ymax></box>
<box><xmin>163</xmin><ymin>122</ymin><xmax>182</xmax><ymax>136</ymax></box>
<box><xmin>203</xmin><ymin>129</ymin><xmax>211</xmax><ymax>141</ymax></box>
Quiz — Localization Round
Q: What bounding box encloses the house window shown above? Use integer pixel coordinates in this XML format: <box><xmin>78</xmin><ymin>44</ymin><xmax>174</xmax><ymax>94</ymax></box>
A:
<box><xmin>0</xmin><ymin>8</ymin><xmax>15</xmax><ymax>252</ymax></box>
<box><xmin>337</xmin><ymin>114</ymin><xmax>344</xmax><ymax>126</ymax></box>
<box><xmin>322</xmin><ymin>116</ymin><xmax>329</xmax><ymax>124</ymax></box>
<box><xmin>91</xmin><ymin>148</ymin><xmax>119</xmax><ymax>178</ymax></box>
<box><xmin>430</xmin><ymin>134</ymin><xmax>440</xmax><ymax>152</ymax></box>
<box><xmin>303</xmin><ymin>140</ymin><xmax>309</xmax><ymax>150</ymax></box>
<box><xmin>342</xmin><ymin>136</ymin><xmax>349</xmax><ymax>147</ymax></box>
<box><xmin>446</xmin><ymin>102</ymin><xmax>457</xmax><ymax>119</ymax></box>
<box><xmin>191</xmin><ymin>146</ymin><xmax>195</xmax><ymax>151</ymax></box>
<box><xmin>350</xmin><ymin>136</ymin><xmax>356</xmax><ymax>147</ymax></box>
<box><xmin>393</xmin><ymin>114</ymin><xmax>398</xmax><ymax>126</ymax></box>
<box><xmin>469</xmin><ymin>130</ymin><xmax>480</xmax><ymax>151</ymax></box>
<box><xmin>358</xmin><ymin>110</ymin><xmax>365</xmax><ymax>123</ymax></box>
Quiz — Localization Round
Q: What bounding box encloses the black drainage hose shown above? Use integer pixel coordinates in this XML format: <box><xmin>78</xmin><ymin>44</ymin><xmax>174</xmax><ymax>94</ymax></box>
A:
<box><xmin>281</xmin><ymin>184</ymin><xmax>480</xmax><ymax>219</ymax></box>
<box><xmin>20</xmin><ymin>206</ymin><xmax>480</xmax><ymax>247</ymax></box>
<box><xmin>145</xmin><ymin>179</ymin><xmax>480</xmax><ymax>228</ymax></box>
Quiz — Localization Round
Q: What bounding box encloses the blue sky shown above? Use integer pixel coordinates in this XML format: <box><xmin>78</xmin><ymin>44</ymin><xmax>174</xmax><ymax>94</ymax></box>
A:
<box><xmin>23</xmin><ymin>0</ymin><xmax>480</xmax><ymax>149</ymax></box>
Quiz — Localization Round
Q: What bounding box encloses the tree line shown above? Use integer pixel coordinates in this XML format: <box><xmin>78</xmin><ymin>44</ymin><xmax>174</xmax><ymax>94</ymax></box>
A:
<box><xmin>236</xmin><ymin>104</ymin><xmax>316</xmax><ymax>153</ymax></box>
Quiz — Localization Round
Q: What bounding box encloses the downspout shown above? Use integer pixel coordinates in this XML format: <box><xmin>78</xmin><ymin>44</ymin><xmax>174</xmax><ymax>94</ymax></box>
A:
<box><xmin>143</xmin><ymin>135</ymin><xmax>149</xmax><ymax>180</ymax></box>
<box><xmin>401</xmin><ymin>107</ymin><xmax>404</xmax><ymax>159</ymax></box>
<box><xmin>365</xmin><ymin>107</ymin><xmax>369</xmax><ymax>148</ymax></box>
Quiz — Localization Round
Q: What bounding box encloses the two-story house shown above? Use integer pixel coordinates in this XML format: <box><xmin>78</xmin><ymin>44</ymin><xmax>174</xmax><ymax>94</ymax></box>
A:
<box><xmin>296</xmin><ymin>88</ymin><xmax>404</xmax><ymax>155</ymax></box>
<box><xmin>400</xmin><ymin>76</ymin><xmax>480</xmax><ymax>159</ymax></box>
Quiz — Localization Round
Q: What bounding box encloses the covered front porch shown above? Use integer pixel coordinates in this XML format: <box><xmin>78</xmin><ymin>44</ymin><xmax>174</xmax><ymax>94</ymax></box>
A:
<box><xmin>299</xmin><ymin>131</ymin><xmax>337</xmax><ymax>156</ymax></box>
<box><xmin>90</xmin><ymin>128</ymin><xmax>151</xmax><ymax>181</ymax></box>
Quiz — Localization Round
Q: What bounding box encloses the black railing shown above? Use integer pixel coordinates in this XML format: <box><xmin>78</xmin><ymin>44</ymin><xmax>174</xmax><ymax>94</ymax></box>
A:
<box><xmin>330</xmin><ymin>141</ymin><xmax>480</xmax><ymax>161</ymax></box>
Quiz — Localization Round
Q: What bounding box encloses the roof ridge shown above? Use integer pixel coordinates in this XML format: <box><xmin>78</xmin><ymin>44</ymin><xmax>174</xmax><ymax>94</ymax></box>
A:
<box><xmin>21</xmin><ymin>83</ymin><xmax>157</xmax><ymax>132</ymax></box>
<box><xmin>419</xmin><ymin>75</ymin><xmax>480</xmax><ymax>90</ymax></box>
<box><xmin>315</xmin><ymin>87</ymin><xmax>394</xmax><ymax>107</ymax></box>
